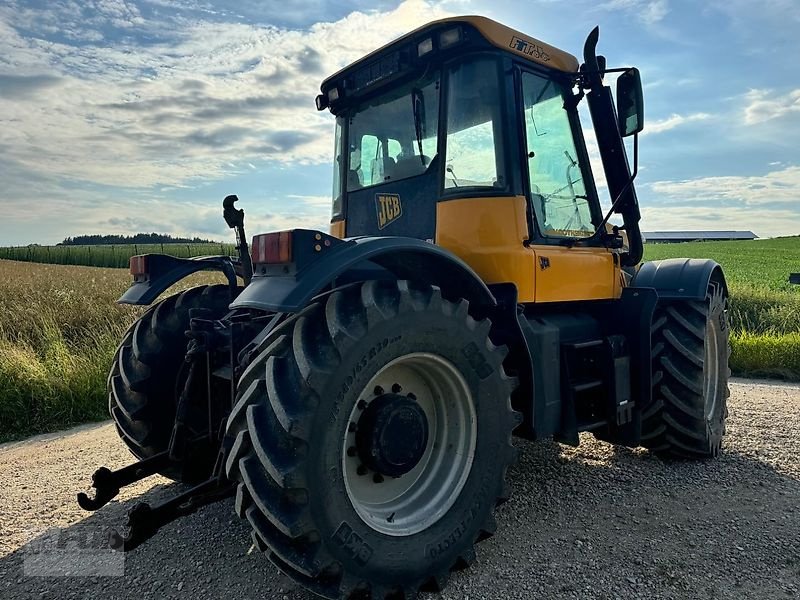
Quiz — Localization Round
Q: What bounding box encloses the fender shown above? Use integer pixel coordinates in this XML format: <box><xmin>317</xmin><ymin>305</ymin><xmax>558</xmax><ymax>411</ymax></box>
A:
<box><xmin>119</xmin><ymin>254</ymin><xmax>238</xmax><ymax>305</ymax></box>
<box><xmin>633</xmin><ymin>258</ymin><xmax>728</xmax><ymax>300</ymax></box>
<box><xmin>231</xmin><ymin>232</ymin><xmax>497</xmax><ymax>313</ymax></box>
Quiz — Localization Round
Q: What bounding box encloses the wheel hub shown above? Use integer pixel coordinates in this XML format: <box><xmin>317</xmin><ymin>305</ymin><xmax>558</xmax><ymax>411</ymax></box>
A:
<box><xmin>355</xmin><ymin>393</ymin><xmax>429</xmax><ymax>478</ymax></box>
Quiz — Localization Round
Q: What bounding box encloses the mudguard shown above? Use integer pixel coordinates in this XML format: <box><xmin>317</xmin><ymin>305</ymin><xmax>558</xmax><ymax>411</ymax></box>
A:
<box><xmin>119</xmin><ymin>254</ymin><xmax>238</xmax><ymax>305</ymax></box>
<box><xmin>633</xmin><ymin>258</ymin><xmax>728</xmax><ymax>300</ymax></box>
<box><xmin>231</xmin><ymin>233</ymin><xmax>496</xmax><ymax>313</ymax></box>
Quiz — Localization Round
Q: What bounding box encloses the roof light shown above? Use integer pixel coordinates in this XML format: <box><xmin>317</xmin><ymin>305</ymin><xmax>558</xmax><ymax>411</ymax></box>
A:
<box><xmin>417</xmin><ymin>37</ymin><xmax>433</xmax><ymax>57</ymax></box>
<box><xmin>252</xmin><ymin>231</ymin><xmax>293</xmax><ymax>265</ymax></box>
<box><xmin>327</xmin><ymin>87</ymin><xmax>340</xmax><ymax>103</ymax></box>
<box><xmin>129</xmin><ymin>255</ymin><xmax>148</xmax><ymax>277</ymax></box>
<box><xmin>315</xmin><ymin>94</ymin><xmax>328</xmax><ymax>111</ymax></box>
<box><xmin>439</xmin><ymin>28</ymin><xmax>461</xmax><ymax>48</ymax></box>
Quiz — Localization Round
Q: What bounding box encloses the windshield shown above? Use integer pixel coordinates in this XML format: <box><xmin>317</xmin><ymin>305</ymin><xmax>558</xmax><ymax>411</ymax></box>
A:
<box><xmin>341</xmin><ymin>72</ymin><xmax>439</xmax><ymax>193</ymax></box>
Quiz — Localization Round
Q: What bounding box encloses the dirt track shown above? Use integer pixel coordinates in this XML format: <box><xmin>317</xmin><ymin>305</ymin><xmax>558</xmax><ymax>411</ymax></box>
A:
<box><xmin>1</xmin><ymin>378</ymin><xmax>798</xmax><ymax>599</ymax></box>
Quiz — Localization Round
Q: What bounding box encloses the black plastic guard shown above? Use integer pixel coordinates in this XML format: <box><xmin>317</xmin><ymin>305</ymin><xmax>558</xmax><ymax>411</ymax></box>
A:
<box><xmin>119</xmin><ymin>254</ymin><xmax>237</xmax><ymax>305</ymax></box>
<box><xmin>231</xmin><ymin>234</ymin><xmax>496</xmax><ymax>313</ymax></box>
<box><xmin>633</xmin><ymin>258</ymin><xmax>727</xmax><ymax>300</ymax></box>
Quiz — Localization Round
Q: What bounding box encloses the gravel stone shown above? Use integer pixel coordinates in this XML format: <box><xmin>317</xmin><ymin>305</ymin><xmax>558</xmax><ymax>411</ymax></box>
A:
<box><xmin>0</xmin><ymin>378</ymin><xmax>798</xmax><ymax>599</ymax></box>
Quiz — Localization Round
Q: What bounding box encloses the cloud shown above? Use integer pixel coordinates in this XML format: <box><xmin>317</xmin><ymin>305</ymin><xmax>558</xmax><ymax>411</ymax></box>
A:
<box><xmin>743</xmin><ymin>89</ymin><xmax>800</xmax><ymax>125</ymax></box>
<box><xmin>644</xmin><ymin>112</ymin><xmax>711</xmax><ymax>135</ymax></box>
<box><xmin>650</xmin><ymin>164</ymin><xmax>800</xmax><ymax>206</ymax></box>
<box><xmin>599</xmin><ymin>0</ymin><xmax>669</xmax><ymax>25</ymax></box>
<box><xmin>640</xmin><ymin>204</ymin><xmax>798</xmax><ymax>239</ymax></box>
<box><xmin>0</xmin><ymin>0</ymin><xmax>452</xmax><ymax>189</ymax></box>
<box><xmin>0</xmin><ymin>74</ymin><xmax>62</xmax><ymax>99</ymax></box>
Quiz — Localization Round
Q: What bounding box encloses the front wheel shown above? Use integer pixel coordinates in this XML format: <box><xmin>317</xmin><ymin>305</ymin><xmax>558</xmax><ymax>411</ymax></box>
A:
<box><xmin>225</xmin><ymin>280</ymin><xmax>519</xmax><ymax>599</ymax></box>
<box><xmin>641</xmin><ymin>279</ymin><xmax>730</xmax><ymax>458</ymax></box>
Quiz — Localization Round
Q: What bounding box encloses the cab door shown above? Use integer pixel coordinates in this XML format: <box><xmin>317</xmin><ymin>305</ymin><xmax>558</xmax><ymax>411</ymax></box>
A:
<box><xmin>519</xmin><ymin>69</ymin><xmax>621</xmax><ymax>302</ymax></box>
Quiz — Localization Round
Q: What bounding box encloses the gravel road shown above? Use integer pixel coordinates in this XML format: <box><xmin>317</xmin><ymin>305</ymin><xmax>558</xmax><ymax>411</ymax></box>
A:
<box><xmin>1</xmin><ymin>378</ymin><xmax>798</xmax><ymax>599</ymax></box>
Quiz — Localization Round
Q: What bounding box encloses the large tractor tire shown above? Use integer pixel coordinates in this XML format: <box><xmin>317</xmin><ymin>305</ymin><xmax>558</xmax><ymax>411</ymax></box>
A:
<box><xmin>641</xmin><ymin>279</ymin><xmax>730</xmax><ymax>458</ymax></box>
<box><xmin>108</xmin><ymin>284</ymin><xmax>236</xmax><ymax>482</ymax></box>
<box><xmin>225</xmin><ymin>280</ymin><xmax>519</xmax><ymax>599</ymax></box>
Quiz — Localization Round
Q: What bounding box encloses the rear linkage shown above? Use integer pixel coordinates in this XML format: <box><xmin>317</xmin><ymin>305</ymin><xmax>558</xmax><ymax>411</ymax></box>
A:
<box><xmin>77</xmin><ymin>195</ymin><xmax>268</xmax><ymax>551</ymax></box>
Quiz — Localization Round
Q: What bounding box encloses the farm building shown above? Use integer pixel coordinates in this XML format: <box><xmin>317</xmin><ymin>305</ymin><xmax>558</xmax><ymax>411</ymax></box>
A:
<box><xmin>643</xmin><ymin>231</ymin><xmax>758</xmax><ymax>243</ymax></box>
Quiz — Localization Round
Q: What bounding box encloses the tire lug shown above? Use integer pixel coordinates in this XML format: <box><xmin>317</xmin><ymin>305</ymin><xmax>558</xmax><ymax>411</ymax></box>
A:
<box><xmin>391</xmin><ymin>383</ymin><xmax>402</xmax><ymax>393</ymax></box>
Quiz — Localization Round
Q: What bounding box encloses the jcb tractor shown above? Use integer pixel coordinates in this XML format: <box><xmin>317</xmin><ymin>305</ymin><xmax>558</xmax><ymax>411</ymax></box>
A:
<box><xmin>79</xmin><ymin>15</ymin><xmax>730</xmax><ymax>600</ymax></box>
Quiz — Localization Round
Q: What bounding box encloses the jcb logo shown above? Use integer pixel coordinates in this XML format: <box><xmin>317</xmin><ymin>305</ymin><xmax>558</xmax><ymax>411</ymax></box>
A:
<box><xmin>375</xmin><ymin>193</ymin><xmax>402</xmax><ymax>229</ymax></box>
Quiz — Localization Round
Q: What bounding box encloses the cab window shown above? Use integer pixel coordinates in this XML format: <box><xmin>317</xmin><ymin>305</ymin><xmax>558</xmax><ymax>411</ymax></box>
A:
<box><xmin>444</xmin><ymin>59</ymin><xmax>504</xmax><ymax>190</ymax></box>
<box><xmin>522</xmin><ymin>71</ymin><xmax>593</xmax><ymax>238</ymax></box>
<box><xmin>346</xmin><ymin>73</ymin><xmax>439</xmax><ymax>191</ymax></box>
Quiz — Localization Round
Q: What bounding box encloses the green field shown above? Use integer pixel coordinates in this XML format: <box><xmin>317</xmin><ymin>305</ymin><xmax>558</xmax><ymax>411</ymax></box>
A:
<box><xmin>0</xmin><ymin>236</ymin><xmax>797</xmax><ymax>442</ymax></box>
<box><xmin>645</xmin><ymin>237</ymin><xmax>800</xmax><ymax>380</ymax></box>
<box><xmin>644</xmin><ymin>237</ymin><xmax>800</xmax><ymax>292</ymax></box>
<box><xmin>0</xmin><ymin>242</ymin><xmax>235</xmax><ymax>268</ymax></box>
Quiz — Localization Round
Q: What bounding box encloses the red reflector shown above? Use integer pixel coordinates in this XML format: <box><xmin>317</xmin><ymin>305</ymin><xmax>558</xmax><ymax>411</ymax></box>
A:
<box><xmin>130</xmin><ymin>255</ymin><xmax>148</xmax><ymax>276</ymax></box>
<box><xmin>252</xmin><ymin>231</ymin><xmax>292</xmax><ymax>264</ymax></box>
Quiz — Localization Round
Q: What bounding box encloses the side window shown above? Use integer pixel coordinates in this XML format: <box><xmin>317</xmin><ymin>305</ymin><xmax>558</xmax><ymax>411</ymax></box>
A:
<box><xmin>444</xmin><ymin>59</ymin><xmax>503</xmax><ymax>190</ymax></box>
<box><xmin>522</xmin><ymin>72</ymin><xmax>594</xmax><ymax>237</ymax></box>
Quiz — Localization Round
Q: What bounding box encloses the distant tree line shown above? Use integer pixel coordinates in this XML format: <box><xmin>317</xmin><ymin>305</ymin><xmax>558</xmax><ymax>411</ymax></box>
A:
<box><xmin>58</xmin><ymin>233</ymin><xmax>220</xmax><ymax>246</ymax></box>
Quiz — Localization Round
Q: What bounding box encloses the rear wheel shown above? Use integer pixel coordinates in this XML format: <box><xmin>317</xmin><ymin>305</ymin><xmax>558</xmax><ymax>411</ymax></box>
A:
<box><xmin>108</xmin><ymin>284</ymin><xmax>236</xmax><ymax>482</ymax></box>
<box><xmin>225</xmin><ymin>280</ymin><xmax>519</xmax><ymax>599</ymax></box>
<box><xmin>641</xmin><ymin>279</ymin><xmax>730</xmax><ymax>458</ymax></box>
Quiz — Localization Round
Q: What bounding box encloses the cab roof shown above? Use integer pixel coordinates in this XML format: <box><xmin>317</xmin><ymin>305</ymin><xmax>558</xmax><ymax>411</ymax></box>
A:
<box><xmin>320</xmin><ymin>15</ymin><xmax>580</xmax><ymax>91</ymax></box>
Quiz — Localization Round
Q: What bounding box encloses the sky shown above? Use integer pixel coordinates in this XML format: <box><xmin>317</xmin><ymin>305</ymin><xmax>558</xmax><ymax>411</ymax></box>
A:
<box><xmin>1</xmin><ymin>0</ymin><xmax>799</xmax><ymax>245</ymax></box>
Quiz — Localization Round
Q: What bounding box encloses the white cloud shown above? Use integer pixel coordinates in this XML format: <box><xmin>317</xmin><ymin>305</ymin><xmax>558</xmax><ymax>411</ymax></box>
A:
<box><xmin>640</xmin><ymin>204</ymin><xmax>799</xmax><ymax>239</ymax></box>
<box><xmin>600</xmin><ymin>0</ymin><xmax>669</xmax><ymax>25</ymax></box>
<box><xmin>0</xmin><ymin>0</ymin><xmax>452</xmax><ymax>189</ymax></box>
<box><xmin>650</xmin><ymin>164</ymin><xmax>800</xmax><ymax>206</ymax></box>
<box><xmin>743</xmin><ymin>89</ymin><xmax>800</xmax><ymax>125</ymax></box>
<box><xmin>644</xmin><ymin>112</ymin><xmax>710</xmax><ymax>135</ymax></box>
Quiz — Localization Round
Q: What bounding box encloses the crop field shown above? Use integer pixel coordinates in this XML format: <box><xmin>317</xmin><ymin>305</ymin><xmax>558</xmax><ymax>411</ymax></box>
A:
<box><xmin>0</xmin><ymin>242</ymin><xmax>235</xmax><ymax>268</ymax></box>
<box><xmin>0</xmin><ymin>236</ymin><xmax>797</xmax><ymax>442</ymax></box>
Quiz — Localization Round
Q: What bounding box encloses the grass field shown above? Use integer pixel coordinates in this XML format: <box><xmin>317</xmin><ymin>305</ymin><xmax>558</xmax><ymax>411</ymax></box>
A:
<box><xmin>0</xmin><ymin>242</ymin><xmax>235</xmax><ymax>268</ymax></box>
<box><xmin>0</xmin><ymin>261</ymin><xmax>222</xmax><ymax>442</ymax></box>
<box><xmin>0</xmin><ymin>236</ymin><xmax>797</xmax><ymax>441</ymax></box>
<box><xmin>645</xmin><ymin>237</ymin><xmax>800</xmax><ymax>380</ymax></box>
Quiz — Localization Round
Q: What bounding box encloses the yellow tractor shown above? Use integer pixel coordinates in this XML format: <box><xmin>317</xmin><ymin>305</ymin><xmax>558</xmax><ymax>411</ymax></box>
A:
<box><xmin>79</xmin><ymin>16</ymin><xmax>730</xmax><ymax>599</ymax></box>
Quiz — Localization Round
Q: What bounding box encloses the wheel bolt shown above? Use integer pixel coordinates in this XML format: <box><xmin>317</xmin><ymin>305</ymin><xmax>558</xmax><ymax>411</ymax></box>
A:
<box><xmin>348</xmin><ymin>422</ymin><xmax>357</xmax><ymax>433</ymax></box>
<box><xmin>373</xmin><ymin>473</ymin><xmax>384</xmax><ymax>484</ymax></box>
<box><xmin>407</xmin><ymin>392</ymin><xmax>417</xmax><ymax>401</ymax></box>
<box><xmin>357</xmin><ymin>400</ymin><xmax>367</xmax><ymax>410</ymax></box>
<box><xmin>347</xmin><ymin>446</ymin><xmax>357</xmax><ymax>457</ymax></box>
<box><xmin>373</xmin><ymin>385</ymin><xmax>384</xmax><ymax>396</ymax></box>
<box><xmin>357</xmin><ymin>465</ymin><xmax>368</xmax><ymax>476</ymax></box>
<box><xmin>391</xmin><ymin>383</ymin><xmax>402</xmax><ymax>393</ymax></box>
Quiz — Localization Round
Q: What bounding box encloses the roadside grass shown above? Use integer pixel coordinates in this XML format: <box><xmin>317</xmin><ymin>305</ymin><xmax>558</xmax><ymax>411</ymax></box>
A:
<box><xmin>0</xmin><ymin>236</ymin><xmax>797</xmax><ymax>441</ymax></box>
<box><xmin>0</xmin><ymin>260</ymin><xmax>220</xmax><ymax>442</ymax></box>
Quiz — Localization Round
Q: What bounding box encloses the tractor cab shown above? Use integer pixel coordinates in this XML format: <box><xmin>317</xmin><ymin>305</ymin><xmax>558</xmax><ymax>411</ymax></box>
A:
<box><xmin>318</xmin><ymin>16</ymin><xmax>642</xmax><ymax>273</ymax></box>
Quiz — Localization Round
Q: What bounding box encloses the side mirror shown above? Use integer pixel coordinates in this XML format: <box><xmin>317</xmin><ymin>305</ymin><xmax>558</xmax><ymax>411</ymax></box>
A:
<box><xmin>616</xmin><ymin>68</ymin><xmax>644</xmax><ymax>137</ymax></box>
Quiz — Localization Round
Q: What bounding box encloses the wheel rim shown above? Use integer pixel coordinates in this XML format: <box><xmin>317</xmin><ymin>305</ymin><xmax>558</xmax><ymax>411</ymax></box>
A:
<box><xmin>703</xmin><ymin>318</ymin><xmax>720</xmax><ymax>420</ymax></box>
<box><xmin>342</xmin><ymin>352</ymin><xmax>476</xmax><ymax>537</ymax></box>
